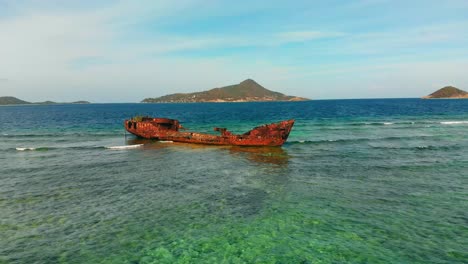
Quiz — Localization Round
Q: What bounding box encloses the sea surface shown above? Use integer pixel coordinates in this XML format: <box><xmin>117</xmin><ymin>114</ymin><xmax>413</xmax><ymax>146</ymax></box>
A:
<box><xmin>0</xmin><ymin>99</ymin><xmax>467</xmax><ymax>264</ymax></box>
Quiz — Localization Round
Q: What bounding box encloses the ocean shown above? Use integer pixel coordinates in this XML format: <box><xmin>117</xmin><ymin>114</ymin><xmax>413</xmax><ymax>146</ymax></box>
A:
<box><xmin>0</xmin><ymin>99</ymin><xmax>467</xmax><ymax>263</ymax></box>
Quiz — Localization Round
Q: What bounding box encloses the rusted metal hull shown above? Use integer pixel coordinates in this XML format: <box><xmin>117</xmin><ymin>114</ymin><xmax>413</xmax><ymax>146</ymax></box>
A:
<box><xmin>124</xmin><ymin>117</ymin><xmax>294</xmax><ymax>146</ymax></box>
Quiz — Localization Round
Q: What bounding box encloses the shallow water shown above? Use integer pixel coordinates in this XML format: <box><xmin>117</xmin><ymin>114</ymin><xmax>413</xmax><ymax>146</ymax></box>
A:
<box><xmin>1</xmin><ymin>99</ymin><xmax>467</xmax><ymax>263</ymax></box>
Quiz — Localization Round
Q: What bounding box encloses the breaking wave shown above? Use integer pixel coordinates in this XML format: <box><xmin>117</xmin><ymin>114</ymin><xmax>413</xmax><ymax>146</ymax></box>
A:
<box><xmin>16</xmin><ymin>147</ymin><xmax>41</xmax><ymax>151</ymax></box>
<box><xmin>1</xmin><ymin>131</ymin><xmax>123</xmax><ymax>138</ymax></box>
<box><xmin>440</xmin><ymin>121</ymin><xmax>468</xmax><ymax>125</ymax></box>
<box><xmin>349</xmin><ymin>122</ymin><xmax>397</xmax><ymax>126</ymax></box>
<box><xmin>105</xmin><ymin>144</ymin><xmax>143</xmax><ymax>150</ymax></box>
<box><xmin>336</xmin><ymin>120</ymin><xmax>468</xmax><ymax>127</ymax></box>
<box><xmin>12</xmin><ymin>144</ymin><xmax>145</xmax><ymax>151</ymax></box>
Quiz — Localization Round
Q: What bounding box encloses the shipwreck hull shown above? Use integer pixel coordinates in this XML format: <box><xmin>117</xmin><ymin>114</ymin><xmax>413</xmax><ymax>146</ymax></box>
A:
<box><xmin>124</xmin><ymin>117</ymin><xmax>294</xmax><ymax>146</ymax></box>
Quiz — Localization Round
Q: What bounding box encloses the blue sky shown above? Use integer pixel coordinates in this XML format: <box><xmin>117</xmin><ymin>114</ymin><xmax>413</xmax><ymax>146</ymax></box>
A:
<box><xmin>1</xmin><ymin>0</ymin><xmax>467</xmax><ymax>102</ymax></box>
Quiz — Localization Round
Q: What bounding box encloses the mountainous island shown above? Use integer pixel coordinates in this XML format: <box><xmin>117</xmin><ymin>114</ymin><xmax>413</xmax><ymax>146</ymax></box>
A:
<box><xmin>422</xmin><ymin>86</ymin><xmax>468</xmax><ymax>99</ymax></box>
<box><xmin>142</xmin><ymin>79</ymin><xmax>309</xmax><ymax>103</ymax></box>
<box><xmin>0</xmin><ymin>96</ymin><xmax>90</xmax><ymax>105</ymax></box>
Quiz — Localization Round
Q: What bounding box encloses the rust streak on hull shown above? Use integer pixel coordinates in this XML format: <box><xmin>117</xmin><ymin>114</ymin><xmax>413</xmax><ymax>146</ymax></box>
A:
<box><xmin>124</xmin><ymin>117</ymin><xmax>294</xmax><ymax>146</ymax></box>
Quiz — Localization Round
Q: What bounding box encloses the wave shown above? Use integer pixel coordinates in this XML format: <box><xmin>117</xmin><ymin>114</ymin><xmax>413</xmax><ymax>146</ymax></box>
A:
<box><xmin>1</xmin><ymin>131</ymin><xmax>123</xmax><ymax>138</ymax></box>
<box><xmin>287</xmin><ymin>135</ymin><xmax>440</xmax><ymax>145</ymax></box>
<box><xmin>307</xmin><ymin>121</ymin><xmax>416</xmax><ymax>130</ymax></box>
<box><xmin>371</xmin><ymin>145</ymin><xmax>462</xmax><ymax>151</ymax></box>
<box><xmin>440</xmin><ymin>121</ymin><xmax>468</xmax><ymax>125</ymax></box>
<box><xmin>13</xmin><ymin>144</ymin><xmax>144</xmax><ymax>151</ymax></box>
<box><xmin>416</xmin><ymin>145</ymin><xmax>460</xmax><ymax>150</ymax></box>
<box><xmin>349</xmin><ymin>122</ymin><xmax>396</xmax><ymax>126</ymax></box>
<box><xmin>16</xmin><ymin>147</ymin><xmax>40</xmax><ymax>151</ymax></box>
<box><xmin>287</xmin><ymin>140</ymin><xmax>463</xmax><ymax>153</ymax></box>
<box><xmin>350</xmin><ymin>122</ymin><xmax>395</xmax><ymax>126</ymax></box>
<box><xmin>13</xmin><ymin>146</ymin><xmax>109</xmax><ymax>152</ymax></box>
<box><xmin>328</xmin><ymin>120</ymin><xmax>468</xmax><ymax>127</ymax></box>
<box><xmin>105</xmin><ymin>144</ymin><xmax>143</xmax><ymax>150</ymax></box>
<box><xmin>287</xmin><ymin>139</ymin><xmax>364</xmax><ymax>145</ymax></box>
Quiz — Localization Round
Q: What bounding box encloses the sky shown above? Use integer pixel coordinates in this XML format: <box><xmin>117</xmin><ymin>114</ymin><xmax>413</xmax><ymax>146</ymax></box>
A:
<box><xmin>0</xmin><ymin>0</ymin><xmax>468</xmax><ymax>102</ymax></box>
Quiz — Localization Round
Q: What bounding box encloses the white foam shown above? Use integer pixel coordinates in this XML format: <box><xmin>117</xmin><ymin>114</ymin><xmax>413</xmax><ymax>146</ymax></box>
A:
<box><xmin>106</xmin><ymin>144</ymin><xmax>143</xmax><ymax>150</ymax></box>
<box><xmin>16</xmin><ymin>147</ymin><xmax>36</xmax><ymax>151</ymax></box>
<box><xmin>440</xmin><ymin>121</ymin><xmax>468</xmax><ymax>125</ymax></box>
<box><xmin>383</xmin><ymin>122</ymin><xmax>394</xmax><ymax>125</ymax></box>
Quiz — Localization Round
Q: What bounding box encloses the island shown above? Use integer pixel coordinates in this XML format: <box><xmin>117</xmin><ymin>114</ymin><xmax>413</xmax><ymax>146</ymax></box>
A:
<box><xmin>0</xmin><ymin>96</ymin><xmax>91</xmax><ymax>105</ymax></box>
<box><xmin>422</xmin><ymin>86</ymin><xmax>468</xmax><ymax>99</ymax></box>
<box><xmin>142</xmin><ymin>79</ymin><xmax>309</xmax><ymax>103</ymax></box>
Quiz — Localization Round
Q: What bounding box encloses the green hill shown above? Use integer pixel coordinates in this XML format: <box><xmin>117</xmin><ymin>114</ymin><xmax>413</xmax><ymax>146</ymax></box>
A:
<box><xmin>0</xmin><ymin>96</ymin><xmax>91</xmax><ymax>105</ymax></box>
<box><xmin>142</xmin><ymin>79</ymin><xmax>309</xmax><ymax>103</ymax></box>
<box><xmin>0</xmin><ymin>96</ymin><xmax>31</xmax><ymax>105</ymax></box>
<box><xmin>423</xmin><ymin>86</ymin><xmax>468</xmax><ymax>99</ymax></box>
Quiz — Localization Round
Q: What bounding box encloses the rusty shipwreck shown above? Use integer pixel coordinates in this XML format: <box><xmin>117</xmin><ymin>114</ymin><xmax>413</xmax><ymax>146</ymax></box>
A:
<box><xmin>124</xmin><ymin>117</ymin><xmax>294</xmax><ymax>146</ymax></box>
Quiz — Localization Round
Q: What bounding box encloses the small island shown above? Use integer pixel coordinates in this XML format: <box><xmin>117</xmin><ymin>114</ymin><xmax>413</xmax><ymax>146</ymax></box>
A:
<box><xmin>0</xmin><ymin>96</ymin><xmax>91</xmax><ymax>105</ymax></box>
<box><xmin>422</xmin><ymin>86</ymin><xmax>468</xmax><ymax>99</ymax></box>
<box><xmin>142</xmin><ymin>79</ymin><xmax>309</xmax><ymax>103</ymax></box>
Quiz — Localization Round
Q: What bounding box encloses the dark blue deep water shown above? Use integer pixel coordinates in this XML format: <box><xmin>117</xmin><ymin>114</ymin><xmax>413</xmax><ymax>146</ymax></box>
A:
<box><xmin>1</xmin><ymin>99</ymin><xmax>467</xmax><ymax>263</ymax></box>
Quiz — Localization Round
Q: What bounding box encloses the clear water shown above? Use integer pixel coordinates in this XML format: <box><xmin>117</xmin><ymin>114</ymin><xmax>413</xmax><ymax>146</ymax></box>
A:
<box><xmin>0</xmin><ymin>99</ymin><xmax>467</xmax><ymax>263</ymax></box>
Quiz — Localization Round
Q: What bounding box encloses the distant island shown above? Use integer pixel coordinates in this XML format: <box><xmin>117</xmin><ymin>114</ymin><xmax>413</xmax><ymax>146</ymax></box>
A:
<box><xmin>142</xmin><ymin>79</ymin><xmax>309</xmax><ymax>103</ymax></box>
<box><xmin>0</xmin><ymin>96</ymin><xmax>90</xmax><ymax>105</ymax></box>
<box><xmin>422</xmin><ymin>86</ymin><xmax>468</xmax><ymax>99</ymax></box>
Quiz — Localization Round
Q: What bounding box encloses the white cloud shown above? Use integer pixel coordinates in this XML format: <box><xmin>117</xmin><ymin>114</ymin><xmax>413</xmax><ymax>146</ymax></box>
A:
<box><xmin>0</xmin><ymin>0</ymin><xmax>467</xmax><ymax>101</ymax></box>
<box><xmin>274</xmin><ymin>59</ymin><xmax>468</xmax><ymax>99</ymax></box>
<box><xmin>0</xmin><ymin>0</ymin><xmax>349</xmax><ymax>102</ymax></box>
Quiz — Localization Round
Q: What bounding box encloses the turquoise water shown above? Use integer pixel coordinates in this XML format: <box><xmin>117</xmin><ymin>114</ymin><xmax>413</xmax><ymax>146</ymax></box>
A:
<box><xmin>0</xmin><ymin>99</ymin><xmax>467</xmax><ymax>263</ymax></box>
